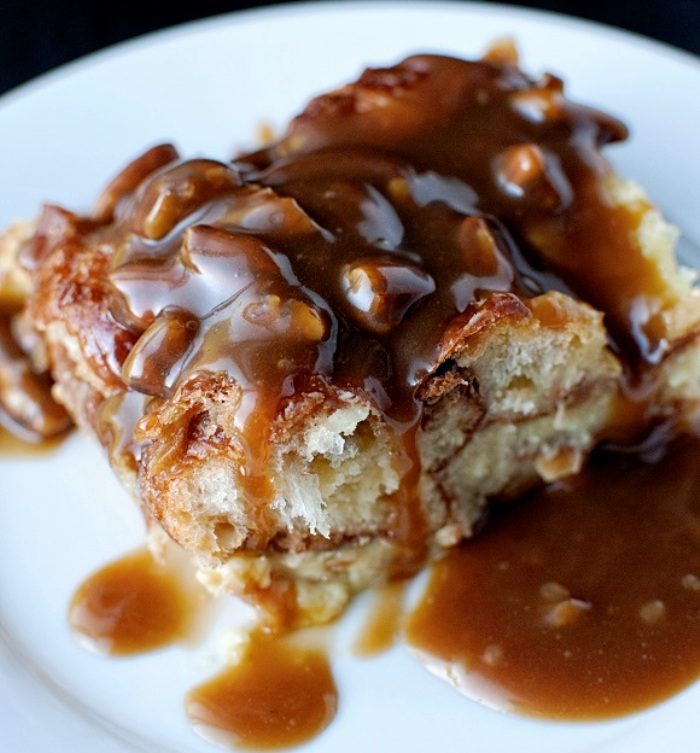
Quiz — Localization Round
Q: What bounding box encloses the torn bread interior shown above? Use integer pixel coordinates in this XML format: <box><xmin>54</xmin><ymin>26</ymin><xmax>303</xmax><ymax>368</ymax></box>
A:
<box><xmin>3</xmin><ymin>47</ymin><xmax>700</xmax><ymax>626</ymax></box>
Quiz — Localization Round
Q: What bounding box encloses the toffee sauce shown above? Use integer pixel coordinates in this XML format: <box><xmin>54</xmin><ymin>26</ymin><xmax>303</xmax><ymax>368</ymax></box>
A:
<box><xmin>186</xmin><ymin>632</ymin><xmax>338</xmax><ymax>750</ymax></box>
<box><xmin>353</xmin><ymin>580</ymin><xmax>407</xmax><ymax>657</ymax></box>
<box><xmin>69</xmin><ymin>551</ymin><xmax>338</xmax><ymax>749</ymax></box>
<box><xmin>64</xmin><ymin>442</ymin><xmax>700</xmax><ymax>744</ymax></box>
<box><xmin>68</xmin><ymin>548</ymin><xmax>198</xmax><ymax>656</ymax></box>
<box><xmin>406</xmin><ymin>436</ymin><xmax>700</xmax><ymax>719</ymax></box>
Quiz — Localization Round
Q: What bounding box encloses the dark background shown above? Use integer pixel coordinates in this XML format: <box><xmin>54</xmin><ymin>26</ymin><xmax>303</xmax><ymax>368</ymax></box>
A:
<box><xmin>1</xmin><ymin>0</ymin><xmax>698</xmax><ymax>96</ymax></box>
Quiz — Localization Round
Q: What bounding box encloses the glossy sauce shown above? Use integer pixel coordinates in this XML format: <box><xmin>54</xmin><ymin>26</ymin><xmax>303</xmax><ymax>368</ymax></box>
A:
<box><xmin>186</xmin><ymin>632</ymin><xmax>337</xmax><ymax>750</ymax></box>
<box><xmin>68</xmin><ymin>548</ymin><xmax>199</xmax><ymax>656</ymax></box>
<box><xmin>17</xmin><ymin>54</ymin><xmax>664</xmax><ymax>555</ymax></box>
<box><xmin>406</xmin><ymin>436</ymin><xmax>700</xmax><ymax>719</ymax></box>
<box><xmin>354</xmin><ymin>580</ymin><xmax>407</xmax><ymax>657</ymax></box>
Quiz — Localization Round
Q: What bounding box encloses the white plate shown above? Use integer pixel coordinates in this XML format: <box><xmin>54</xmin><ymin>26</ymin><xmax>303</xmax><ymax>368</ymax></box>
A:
<box><xmin>1</xmin><ymin>3</ymin><xmax>699</xmax><ymax>751</ymax></box>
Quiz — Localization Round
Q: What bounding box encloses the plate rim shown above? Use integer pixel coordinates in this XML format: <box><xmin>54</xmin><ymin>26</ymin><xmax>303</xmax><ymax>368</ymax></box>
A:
<box><xmin>1</xmin><ymin>0</ymin><xmax>698</xmax><ymax>114</ymax></box>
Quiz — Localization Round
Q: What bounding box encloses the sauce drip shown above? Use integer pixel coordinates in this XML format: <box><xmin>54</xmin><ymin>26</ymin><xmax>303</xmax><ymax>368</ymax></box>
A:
<box><xmin>186</xmin><ymin>632</ymin><xmax>337</xmax><ymax>750</ymax></box>
<box><xmin>354</xmin><ymin>580</ymin><xmax>407</xmax><ymax>657</ymax></box>
<box><xmin>14</xmin><ymin>51</ymin><xmax>700</xmax><ymax>734</ymax></box>
<box><xmin>68</xmin><ymin>548</ymin><xmax>198</xmax><ymax>656</ymax></box>
<box><xmin>406</xmin><ymin>435</ymin><xmax>700</xmax><ymax>719</ymax></box>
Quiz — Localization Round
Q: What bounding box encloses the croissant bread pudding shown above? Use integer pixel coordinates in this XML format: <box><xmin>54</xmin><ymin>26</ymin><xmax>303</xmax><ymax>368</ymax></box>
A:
<box><xmin>2</xmin><ymin>44</ymin><xmax>699</xmax><ymax>627</ymax></box>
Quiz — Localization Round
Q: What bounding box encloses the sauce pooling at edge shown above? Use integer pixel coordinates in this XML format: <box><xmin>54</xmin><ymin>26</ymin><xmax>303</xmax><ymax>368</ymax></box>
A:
<box><xmin>406</xmin><ymin>435</ymin><xmax>700</xmax><ymax>719</ymax></box>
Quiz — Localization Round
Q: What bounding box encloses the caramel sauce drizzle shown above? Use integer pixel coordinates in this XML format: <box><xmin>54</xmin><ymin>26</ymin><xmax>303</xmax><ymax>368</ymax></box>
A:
<box><xmin>186</xmin><ymin>631</ymin><xmax>337</xmax><ymax>750</ymax></box>
<box><xmin>66</xmin><ymin>433</ymin><xmax>700</xmax><ymax>748</ymax></box>
<box><xmin>353</xmin><ymin>580</ymin><xmax>407</xmax><ymax>658</ymax></box>
<box><xmin>406</xmin><ymin>435</ymin><xmax>700</xmax><ymax>719</ymax></box>
<box><xmin>68</xmin><ymin>548</ymin><xmax>200</xmax><ymax>656</ymax></box>
<box><xmin>69</xmin><ymin>549</ymin><xmax>338</xmax><ymax>749</ymax></box>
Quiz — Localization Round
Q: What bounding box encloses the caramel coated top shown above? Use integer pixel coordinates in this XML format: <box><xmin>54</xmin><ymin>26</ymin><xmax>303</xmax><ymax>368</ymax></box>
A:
<box><xmin>21</xmin><ymin>54</ymin><xmax>666</xmax><ymax>509</ymax></box>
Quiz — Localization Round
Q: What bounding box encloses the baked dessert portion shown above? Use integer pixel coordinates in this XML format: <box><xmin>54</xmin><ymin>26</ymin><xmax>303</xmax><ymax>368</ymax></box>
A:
<box><xmin>3</xmin><ymin>48</ymin><xmax>699</xmax><ymax>625</ymax></box>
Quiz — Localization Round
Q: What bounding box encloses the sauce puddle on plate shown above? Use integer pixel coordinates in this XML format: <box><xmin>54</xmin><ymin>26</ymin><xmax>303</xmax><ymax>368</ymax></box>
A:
<box><xmin>65</xmin><ymin>437</ymin><xmax>700</xmax><ymax>747</ymax></box>
<box><xmin>406</xmin><ymin>436</ymin><xmax>700</xmax><ymax>719</ymax></box>
<box><xmin>186</xmin><ymin>631</ymin><xmax>338</xmax><ymax>750</ymax></box>
<box><xmin>68</xmin><ymin>547</ymin><xmax>200</xmax><ymax>656</ymax></box>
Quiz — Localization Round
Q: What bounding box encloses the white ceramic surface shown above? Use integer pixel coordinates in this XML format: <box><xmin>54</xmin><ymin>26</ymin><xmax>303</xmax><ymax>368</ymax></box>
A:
<box><xmin>1</xmin><ymin>3</ymin><xmax>699</xmax><ymax>751</ymax></box>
